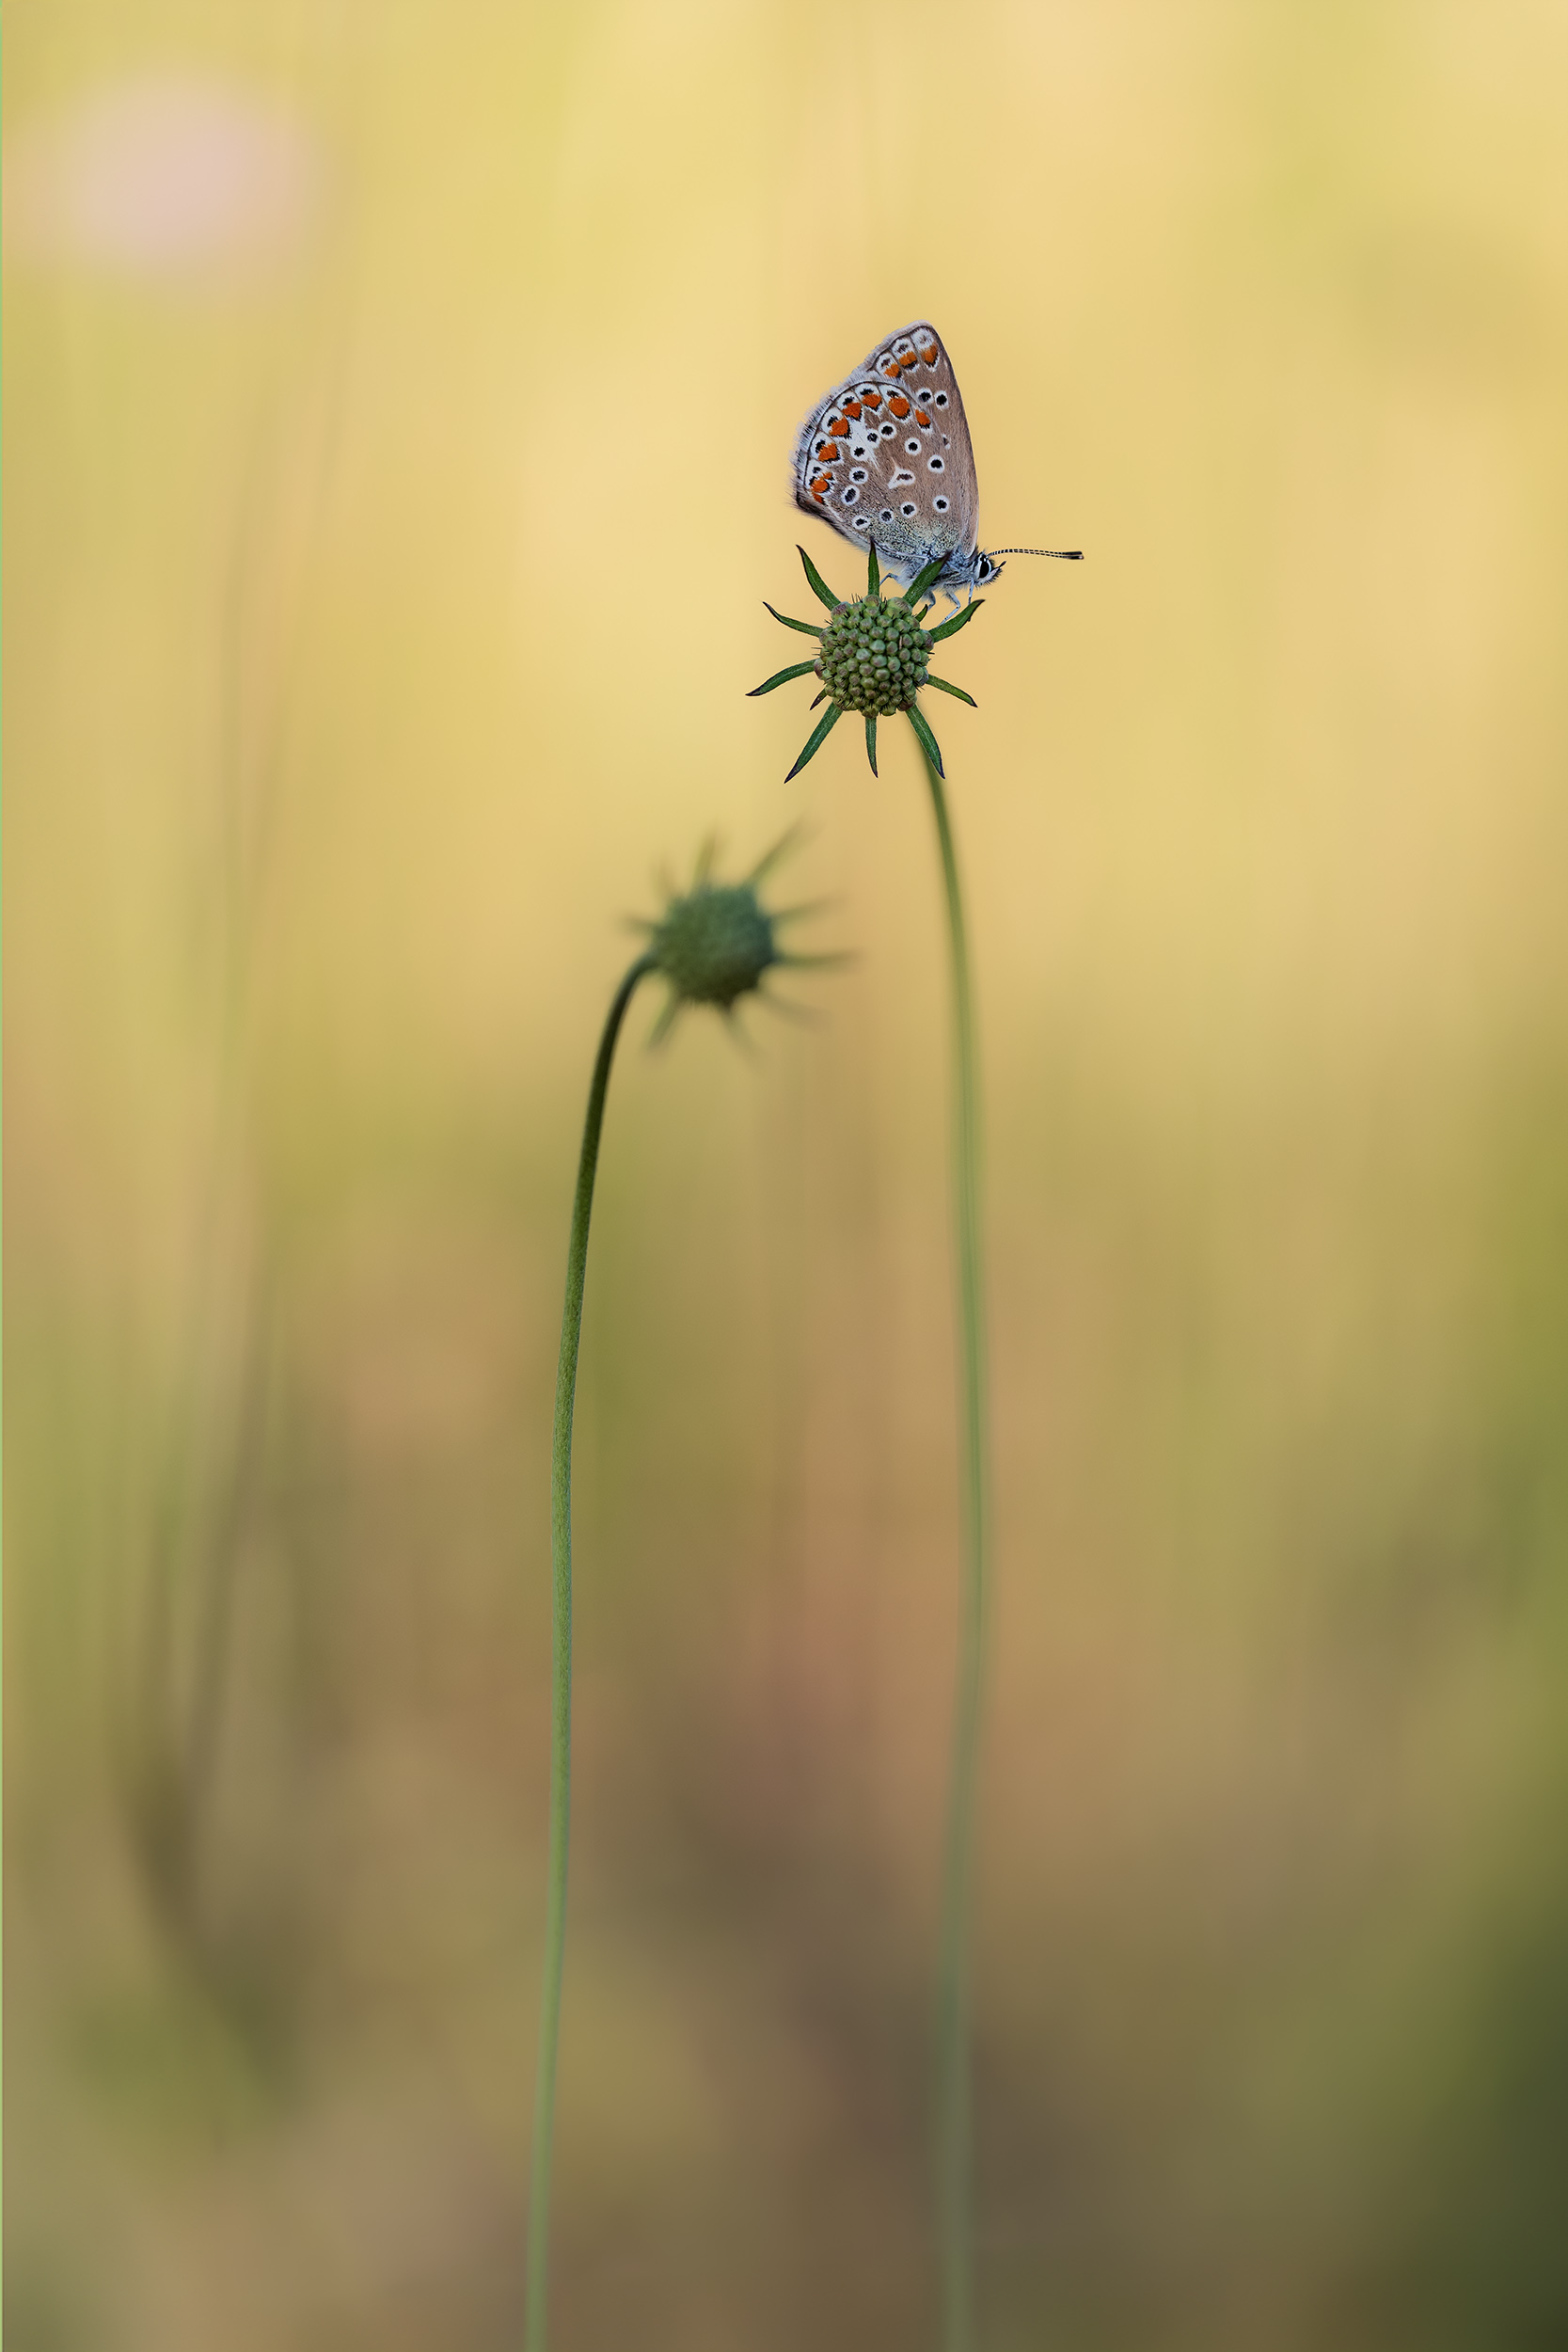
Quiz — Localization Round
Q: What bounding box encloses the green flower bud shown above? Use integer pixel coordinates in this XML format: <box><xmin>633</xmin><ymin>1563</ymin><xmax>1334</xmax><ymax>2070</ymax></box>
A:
<box><xmin>650</xmin><ymin>881</ymin><xmax>779</xmax><ymax>1011</ymax></box>
<box><xmin>754</xmin><ymin>546</ymin><xmax>990</xmax><ymax>781</ymax></box>
<box><xmin>813</xmin><ymin>591</ymin><xmax>937</xmax><ymax>717</ymax></box>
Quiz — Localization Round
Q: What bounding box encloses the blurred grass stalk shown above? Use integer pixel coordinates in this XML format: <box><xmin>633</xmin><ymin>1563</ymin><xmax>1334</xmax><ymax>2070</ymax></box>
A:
<box><xmin>120</xmin><ymin>320</ymin><xmax>343</xmax><ymax>1990</ymax></box>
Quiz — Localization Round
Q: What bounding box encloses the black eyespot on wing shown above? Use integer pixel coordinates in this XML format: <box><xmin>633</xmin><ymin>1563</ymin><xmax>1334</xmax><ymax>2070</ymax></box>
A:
<box><xmin>934</xmin><ymin>496</ymin><xmax>949</xmax><ymax>511</ymax></box>
<box><xmin>905</xmin><ymin>438</ymin><xmax>920</xmax><ymax>453</ymax></box>
<box><xmin>842</xmin><ymin>486</ymin><xmax>858</xmax><ymax>503</ymax></box>
<box><xmin>900</xmin><ymin>501</ymin><xmax>916</xmax><ymax>516</ymax></box>
<box><xmin>928</xmin><ymin>456</ymin><xmax>944</xmax><ymax>472</ymax></box>
<box><xmin>850</xmin><ymin>468</ymin><xmax>867</xmax><ymax>482</ymax></box>
<box><xmin>934</xmin><ymin>391</ymin><xmax>949</xmax><ymax>407</ymax></box>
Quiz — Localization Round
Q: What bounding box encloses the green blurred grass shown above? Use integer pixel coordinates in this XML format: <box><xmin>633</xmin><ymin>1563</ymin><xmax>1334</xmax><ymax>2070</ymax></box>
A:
<box><xmin>7</xmin><ymin>3</ymin><xmax>1568</xmax><ymax>2346</ymax></box>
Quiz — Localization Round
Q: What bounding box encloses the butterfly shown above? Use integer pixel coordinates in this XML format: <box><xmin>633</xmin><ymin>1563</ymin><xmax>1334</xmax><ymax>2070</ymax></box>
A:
<box><xmin>792</xmin><ymin>320</ymin><xmax>1081</xmax><ymax>603</ymax></box>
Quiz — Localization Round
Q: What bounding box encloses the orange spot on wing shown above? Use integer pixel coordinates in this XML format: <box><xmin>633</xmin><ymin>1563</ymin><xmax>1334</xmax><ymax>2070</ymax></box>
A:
<box><xmin>915</xmin><ymin>407</ymin><xmax>931</xmax><ymax>426</ymax></box>
<box><xmin>842</xmin><ymin>398</ymin><xmax>862</xmax><ymax>418</ymax></box>
<box><xmin>828</xmin><ymin>417</ymin><xmax>849</xmax><ymax>437</ymax></box>
<box><xmin>816</xmin><ymin>440</ymin><xmax>839</xmax><ymax>460</ymax></box>
<box><xmin>881</xmin><ymin>360</ymin><xmax>902</xmax><ymax>378</ymax></box>
<box><xmin>889</xmin><ymin>394</ymin><xmax>911</xmax><ymax>418</ymax></box>
<box><xmin>918</xmin><ymin>338</ymin><xmax>939</xmax><ymax>362</ymax></box>
<box><xmin>861</xmin><ymin>389</ymin><xmax>882</xmax><ymax>409</ymax></box>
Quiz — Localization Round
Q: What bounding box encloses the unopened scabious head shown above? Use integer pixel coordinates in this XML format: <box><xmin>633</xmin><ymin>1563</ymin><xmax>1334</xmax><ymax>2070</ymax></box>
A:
<box><xmin>651</xmin><ymin>878</ymin><xmax>778</xmax><ymax>1011</ymax></box>
<box><xmin>635</xmin><ymin>834</ymin><xmax>846</xmax><ymax>1041</ymax></box>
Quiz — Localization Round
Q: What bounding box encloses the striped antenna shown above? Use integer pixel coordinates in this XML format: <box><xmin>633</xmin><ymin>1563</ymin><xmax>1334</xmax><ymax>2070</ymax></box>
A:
<box><xmin>989</xmin><ymin>546</ymin><xmax>1084</xmax><ymax>560</ymax></box>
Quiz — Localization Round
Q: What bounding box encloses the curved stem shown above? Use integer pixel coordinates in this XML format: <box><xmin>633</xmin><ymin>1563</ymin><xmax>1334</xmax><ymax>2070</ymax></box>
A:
<box><xmin>527</xmin><ymin>953</ymin><xmax>655</xmax><ymax>2352</ymax></box>
<box><xmin>923</xmin><ymin>757</ymin><xmax>989</xmax><ymax>2352</ymax></box>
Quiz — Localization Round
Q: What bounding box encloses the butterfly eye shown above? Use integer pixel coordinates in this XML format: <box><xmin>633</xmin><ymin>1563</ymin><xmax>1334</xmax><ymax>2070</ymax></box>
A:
<box><xmin>934</xmin><ymin>497</ymin><xmax>949</xmax><ymax>512</ymax></box>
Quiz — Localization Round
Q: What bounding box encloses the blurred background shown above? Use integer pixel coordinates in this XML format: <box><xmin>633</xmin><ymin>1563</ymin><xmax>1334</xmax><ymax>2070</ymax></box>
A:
<box><xmin>7</xmin><ymin>4</ymin><xmax>1568</xmax><ymax>2347</ymax></box>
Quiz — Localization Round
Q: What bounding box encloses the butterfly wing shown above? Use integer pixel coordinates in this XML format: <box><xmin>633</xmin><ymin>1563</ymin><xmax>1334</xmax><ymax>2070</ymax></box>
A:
<box><xmin>792</xmin><ymin>322</ymin><xmax>981</xmax><ymax>589</ymax></box>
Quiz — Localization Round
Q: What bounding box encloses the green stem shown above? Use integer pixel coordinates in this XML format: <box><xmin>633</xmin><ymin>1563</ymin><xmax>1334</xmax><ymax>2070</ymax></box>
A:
<box><xmin>923</xmin><ymin>757</ymin><xmax>989</xmax><ymax>2352</ymax></box>
<box><xmin>526</xmin><ymin>952</ymin><xmax>655</xmax><ymax>2352</ymax></box>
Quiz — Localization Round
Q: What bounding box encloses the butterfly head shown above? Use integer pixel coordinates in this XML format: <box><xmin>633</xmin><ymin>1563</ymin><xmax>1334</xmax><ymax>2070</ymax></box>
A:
<box><xmin>911</xmin><ymin>545</ymin><xmax>1002</xmax><ymax>612</ymax></box>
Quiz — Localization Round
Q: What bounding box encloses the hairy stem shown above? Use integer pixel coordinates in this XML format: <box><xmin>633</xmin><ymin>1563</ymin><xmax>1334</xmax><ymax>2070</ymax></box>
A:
<box><xmin>923</xmin><ymin>756</ymin><xmax>989</xmax><ymax>2352</ymax></box>
<box><xmin>526</xmin><ymin>953</ymin><xmax>655</xmax><ymax>2352</ymax></box>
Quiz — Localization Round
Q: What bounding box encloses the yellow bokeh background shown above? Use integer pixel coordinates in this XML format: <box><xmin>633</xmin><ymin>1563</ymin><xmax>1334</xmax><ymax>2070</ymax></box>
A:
<box><xmin>7</xmin><ymin>5</ymin><xmax>1568</xmax><ymax>2347</ymax></box>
